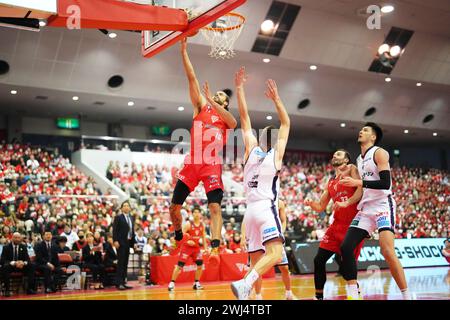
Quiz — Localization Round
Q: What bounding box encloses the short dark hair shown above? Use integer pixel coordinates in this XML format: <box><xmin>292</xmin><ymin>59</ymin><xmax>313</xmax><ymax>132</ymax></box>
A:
<box><xmin>120</xmin><ymin>200</ymin><xmax>130</xmax><ymax>209</ymax></box>
<box><xmin>192</xmin><ymin>206</ymin><xmax>202</xmax><ymax>214</ymax></box>
<box><xmin>365</xmin><ymin>122</ymin><xmax>383</xmax><ymax>145</ymax></box>
<box><xmin>336</xmin><ymin>149</ymin><xmax>352</xmax><ymax>163</ymax></box>
<box><xmin>56</xmin><ymin>236</ymin><xmax>67</xmax><ymax>244</ymax></box>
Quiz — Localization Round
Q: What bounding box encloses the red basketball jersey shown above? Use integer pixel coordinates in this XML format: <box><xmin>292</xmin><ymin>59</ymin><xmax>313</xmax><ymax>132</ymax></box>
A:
<box><xmin>188</xmin><ymin>221</ymin><xmax>204</xmax><ymax>248</ymax></box>
<box><xmin>327</xmin><ymin>176</ymin><xmax>359</xmax><ymax>225</ymax></box>
<box><xmin>185</xmin><ymin>104</ymin><xmax>229</xmax><ymax>165</ymax></box>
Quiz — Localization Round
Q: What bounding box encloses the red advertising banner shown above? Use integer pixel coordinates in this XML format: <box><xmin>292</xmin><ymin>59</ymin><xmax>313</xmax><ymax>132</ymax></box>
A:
<box><xmin>150</xmin><ymin>253</ymin><xmax>275</xmax><ymax>285</ymax></box>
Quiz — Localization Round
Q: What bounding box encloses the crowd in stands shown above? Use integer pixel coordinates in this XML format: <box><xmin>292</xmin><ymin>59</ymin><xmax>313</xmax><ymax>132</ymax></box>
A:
<box><xmin>1</xmin><ymin>142</ymin><xmax>449</xmax><ymax>295</ymax></box>
<box><xmin>106</xmin><ymin>155</ymin><xmax>449</xmax><ymax>243</ymax></box>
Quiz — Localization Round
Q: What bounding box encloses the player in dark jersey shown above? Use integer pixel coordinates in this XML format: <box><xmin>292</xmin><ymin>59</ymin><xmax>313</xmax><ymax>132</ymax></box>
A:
<box><xmin>304</xmin><ymin>149</ymin><xmax>364</xmax><ymax>300</ymax></box>
<box><xmin>170</xmin><ymin>38</ymin><xmax>237</xmax><ymax>254</ymax></box>
<box><xmin>168</xmin><ymin>207</ymin><xmax>207</xmax><ymax>291</ymax></box>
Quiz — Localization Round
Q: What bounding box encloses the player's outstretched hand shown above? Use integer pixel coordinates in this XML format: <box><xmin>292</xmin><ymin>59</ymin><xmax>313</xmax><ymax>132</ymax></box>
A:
<box><xmin>235</xmin><ymin>66</ymin><xmax>247</xmax><ymax>88</ymax></box>
<box><xmin>304</xmin><ymin>198</ymin><xmax>313</xmax><ymax>207</ymax></box>
<box><xmin>187</xmin><ymin>240</ymin><xmax>195</xmax><ymax>247</ymax></box>
<box><xmin>339</xmin><ymin>176</ymin><xmax>361</xmax><ymax>187</ymax></box>
<box><xmin>202</xmin><ymin>81</ymin><xmax>213</xmax><ymax>101</ymax></box>
<box><xmin>333</xmin><ymin>201</ymin><xmax>349</xmax><ymax>211</ymax></box>
<box><xmin>265</xmin><ymin>79</ymin><xmax>279</xmax><ymax>101</ymax></box>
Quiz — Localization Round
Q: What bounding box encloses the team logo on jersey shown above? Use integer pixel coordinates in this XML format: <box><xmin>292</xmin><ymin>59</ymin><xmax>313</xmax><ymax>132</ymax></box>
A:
<box><xmin>208</xmin><ymin>175</ymin><xmax>219</xmax><ymax>184</ymax></box>
<box><xmin>195</xmin><ymin>230</ymin><xmax>199</xmax><ymax>236</ymax></box>
<box><xmin>248</xmin><ymin>174</ymin><xmax>259</xmax><ymax>188</ymax></box>
<box><xmin>263</xmin><ymin>227</ymin><xmax>277</xmax><ymax>234</ymax></box>
<box><xmin>362</xmin><ymin>172</ymin><xmax>374</xmax><ymax>179</ymax></box>
<box><xmin>376</xmin><ymin>216</ymin><xmax>390</xmax><ymax>228</ymax></box>
<box><xmin>211</xmin><ymin>116</ymin><xmax>219</xmax><ymax>123</ymax></box>
<box><xmin>255</xmin><ymin>150</ymin><xmax>268</xmax><ymax>157</ymax></box>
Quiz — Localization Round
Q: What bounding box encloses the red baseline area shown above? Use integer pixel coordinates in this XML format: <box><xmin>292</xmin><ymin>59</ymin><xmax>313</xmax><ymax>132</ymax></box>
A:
<box><xmin>47</xmin><ymin>0</ymin><xmax>188</xmax><ymax>31</ymax></box>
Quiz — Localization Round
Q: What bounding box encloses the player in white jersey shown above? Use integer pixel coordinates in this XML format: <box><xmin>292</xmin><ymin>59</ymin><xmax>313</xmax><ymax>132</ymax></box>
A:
<box><xmin>242</xmin><ymin>199</ymin><xmax>296</xmax><ymax>300</ymax></box>
<box><xmin>339</xmin><ymin>122</ymin><xmax>411</xmax><ymax>300</ymax></box>
<box><xmin>230</xmin><ymin>67</ymin><xmax>290</xmax><ymax>300</ymax></box>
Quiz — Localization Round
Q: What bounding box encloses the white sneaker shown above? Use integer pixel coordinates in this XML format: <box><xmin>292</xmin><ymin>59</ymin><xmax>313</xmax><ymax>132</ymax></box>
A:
<box><xmin>285</xmin><ymin>291</ymin><xmax>297</xmax><ymax>300</ymax></box>
<box><xmin>255</xmin><ymin>293</ymin><xmax>263</xmax><ymax>300</ymax></box>
<box><xmin>230</xmin><ymin>279</ymin><xmax>252</xmax><ymax>300</ymax></box>
<box><xmin>168</xmin><ymin>281</ymin><xmax>175</xmax><ymax>291</ymax></box>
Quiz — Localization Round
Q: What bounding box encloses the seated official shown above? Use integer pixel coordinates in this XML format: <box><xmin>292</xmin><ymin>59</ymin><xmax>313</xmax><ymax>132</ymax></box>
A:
<box><xmin>104</xmin><ymin>233</ymin><xmax>118</xmax><ymax>269</ymax></box>
<box><xmin>34</xmin><ymin>231</ymin><xmax>58</xmax><ymax>293</ymax></box>
<box><xmin>82</xmin><ymin>232</ymin><xmax>106</xmax><ymax>289</ymax></box>
<box><xmin>0</xmin><ymin>232</ymin><xmax>36</xmax><ymax>297</ymax></box>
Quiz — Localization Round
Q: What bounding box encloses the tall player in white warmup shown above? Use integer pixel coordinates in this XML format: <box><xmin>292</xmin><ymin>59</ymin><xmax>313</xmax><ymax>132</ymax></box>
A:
<box><xmin>230</xmin><ymin>67</ymin><xmax>290</xmax><ymax>300</ymax></box>
<box><xmin>339</xmin><ymin>122</ymin><xmax>411</xmax><ymax>300</ymax></box>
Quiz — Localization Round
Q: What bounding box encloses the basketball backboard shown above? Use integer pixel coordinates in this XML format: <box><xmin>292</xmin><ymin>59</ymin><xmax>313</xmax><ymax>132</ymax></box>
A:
<box><xmin>0</xmin><ymin>0</ymin><xmax>57</xmax><ymax>31</ymax></box>
<box><xmin>141</xmin><ymin>0</ymin><xmax>246</xmax><ymax>58</ymax></box>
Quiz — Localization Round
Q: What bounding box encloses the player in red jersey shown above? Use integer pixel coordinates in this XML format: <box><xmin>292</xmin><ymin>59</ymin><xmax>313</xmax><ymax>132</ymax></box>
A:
<box><xmin>304</xmin><ymin>149</ymin><xmax>364</xmax><ymax>300</ymax></box>
<box><xmin>170</xmin><ymin>38</ymin><xmax>237</xmax><ymax>253</ymax></box>
<box><xmin>168</xmin><ymin>207</ymin><xmax>208</xmax><ymax>291</ymax></box>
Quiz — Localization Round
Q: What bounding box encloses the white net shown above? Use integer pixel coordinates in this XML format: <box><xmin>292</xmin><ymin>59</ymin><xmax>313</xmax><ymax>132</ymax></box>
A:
<box><xmin>200</xmin><ymin>12</ymin><xmax>245</xmax><ymax>59</ymax></box>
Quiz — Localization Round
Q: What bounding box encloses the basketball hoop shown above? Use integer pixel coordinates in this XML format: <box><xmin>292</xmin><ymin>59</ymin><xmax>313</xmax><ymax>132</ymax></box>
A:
<box><xmin>200</xmin><ymin>12</ymin><xmax>245</xmax><ymax>59</ymax></box>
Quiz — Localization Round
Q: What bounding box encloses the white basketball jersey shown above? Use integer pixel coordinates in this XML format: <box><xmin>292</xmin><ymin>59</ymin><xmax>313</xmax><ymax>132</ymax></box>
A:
<box><xmin>244</xmin><ymin>147</ymin><xmax>280</xmax><ymax>204</ymax></box>
<box><xmin>357</xmin><ymin>146</ymin><xmax>392</xmax><ymax>209</ymax></box>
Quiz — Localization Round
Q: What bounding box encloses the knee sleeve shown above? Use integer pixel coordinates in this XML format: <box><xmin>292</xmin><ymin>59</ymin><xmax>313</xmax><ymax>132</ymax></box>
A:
<box><xmin>171</xmin><ymin>180</ymin><xmax>191</xmax><ymax>205</ymax></box>
<box><xmin>340</xmin><ymin>228</ymin><xmax>368</xmax><ymax>281</ymax></box>
<box><xmin>206</xmin><ymin>188</ymin><xmax>223</xmax><ymax>204</ymax></box>
<box><xmin>177</xmin><ymin>261</ymin><xmax>186</xmax><ymax>268</ymax></box>
<box><xmin>195</xmin><ymin>260</ymin><xmax>203</xmax><ymax>266</ymax></box>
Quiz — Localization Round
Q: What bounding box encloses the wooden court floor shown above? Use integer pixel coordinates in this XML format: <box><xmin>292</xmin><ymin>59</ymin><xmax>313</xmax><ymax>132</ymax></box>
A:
<box><xmin>5</xmin><ymin>266</ymin><xmax>449</xmax><ymax>300</ymax></box>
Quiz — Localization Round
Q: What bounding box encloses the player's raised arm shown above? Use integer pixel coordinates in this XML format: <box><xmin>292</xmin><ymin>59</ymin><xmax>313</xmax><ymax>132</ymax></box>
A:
<box><xmin>202</xmin><ymin>82</ymin><xmax>237</xmax><ymax>129</ymax></box>
<box><xmin>181</xmin><ymin>38</ymin><xmax>206</xmax><ymax>117</ymax></box>
<box><xmin>235</xmin><ymin>67</ymin><xmax>257</xmax><ymax>160</ymax></box>
<box><xmin>304</xmin><ymin>189</ymin><xmax>331</xmax><ymax>213</ymax></box>
<box><xmin>265</xmin><ymin>79</ymin><xmax>290</xmax><ymax>170</ymax></box>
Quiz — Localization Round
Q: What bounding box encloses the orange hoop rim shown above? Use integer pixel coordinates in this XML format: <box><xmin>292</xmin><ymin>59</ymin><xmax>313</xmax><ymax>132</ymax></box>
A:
<box><xmin>202</xmin><ymin>12</ymin><xmax>245</xmax><ymax>32</ymax></box>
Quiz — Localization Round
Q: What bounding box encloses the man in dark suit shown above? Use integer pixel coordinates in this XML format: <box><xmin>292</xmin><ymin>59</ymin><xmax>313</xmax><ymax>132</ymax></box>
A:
<box><xmin>0</xmin><ymin>232</ymin><xmax>36</xmax><ymax>297</ymax></box>
<box><xmin>34</xmin><ymin>231</ymin><xmax>57</xmax><ymax>293</ymax></box>
<box><xmin>112</xmin><ymin>201</ymin><xmax>135</xmax><ymax>290</ymax></box>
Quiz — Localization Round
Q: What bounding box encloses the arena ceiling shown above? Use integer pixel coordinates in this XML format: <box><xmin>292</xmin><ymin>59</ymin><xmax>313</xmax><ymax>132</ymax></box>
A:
<box><xmin>0</xmin><ymin>0</ymin><xmax>449</xmax><ymax>146</ymax></box>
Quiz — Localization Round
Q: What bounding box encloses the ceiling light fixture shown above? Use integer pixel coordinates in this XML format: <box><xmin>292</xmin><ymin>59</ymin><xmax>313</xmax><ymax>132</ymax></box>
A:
<box><xmin>261</xmin><ymin>20</ymin><xmax>275</xmax><ymax>33</ymax></box>
<box><xmin>381</xmin><ymin>5</ymin><xmax>395</xmax><ymax>13</ymax></box>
